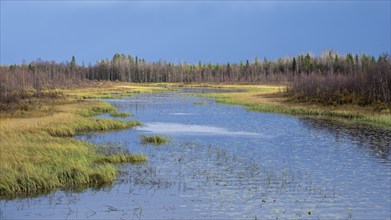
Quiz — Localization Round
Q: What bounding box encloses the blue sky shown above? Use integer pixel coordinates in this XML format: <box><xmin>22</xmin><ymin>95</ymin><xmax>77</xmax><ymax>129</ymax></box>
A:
<box><xmin>1</xmin><ymin>1</ymin><xmax>390</xmax><ymax>65</ymax></box>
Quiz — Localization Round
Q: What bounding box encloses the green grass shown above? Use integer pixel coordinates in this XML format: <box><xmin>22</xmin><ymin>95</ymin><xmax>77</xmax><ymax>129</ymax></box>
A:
<box><xmin>75</xmin><ymin>102</ymin><xmax>117</xmax><ymax>117</ymax></box>
<box><xmin>75</xmin><ymin>102</ymin><xmax>133</xmax><ymax>118</ymax></box>
<box><xmin>140</xmin><ymin>135</ymin><xmax>168</xmax><ymax>145</ymax></box>
<box><xmin>0</xmin><ymin>82</ymin><xmax>175</xmax><ymax>199</ymax></box>
<box><xmin>95</xmin><ymin>154</ymin><xmax>148</xmax><ymax>163</ymax></box>
<box><xmin>0</xmin><ymin>133</ymin><xmax>147</xmax><ymax>199</ymax></box>
<box><xmin>93</xmin><ymin>142</ymin><xmax>148</xmax><ymax>163</ymax></box>
<box><xmin>0</xmin><ymin>97</ymin><xmax>146</xmax><ymax>199</ymax></box>
<box><xmin>109</xmin><ymin>111</ymin><xmax>133</xmax><ymax>118</ymax></box>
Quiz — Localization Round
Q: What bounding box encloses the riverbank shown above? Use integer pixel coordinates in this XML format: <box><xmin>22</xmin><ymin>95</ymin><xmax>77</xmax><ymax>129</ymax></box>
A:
<box><xmin>1</xmin><ymin>82</ymin><xmax>389</xmax><ymax>199</ymax></box>
<box><xmin>192</xmin><ymin>84</ymin><xmax>390</xmax><ymax>129</ymax></box>
<box><xmin>0</xmin><ymin>82</ymin><xmax>170</xmax><ymax>199</ymax></box>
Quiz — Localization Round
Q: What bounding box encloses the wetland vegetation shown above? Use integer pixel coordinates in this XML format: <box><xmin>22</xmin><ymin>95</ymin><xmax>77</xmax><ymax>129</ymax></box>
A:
<box><xmin>2</xmin><ymin>90</ymin><xmax>388</xmax><ymax>219</ymax></box>
<box><xmin>108</xmin><ymin>111</ymin><xmax>133</xmax><ymax>118</ymax></box>
<box><xmin>0</xmin><ymin>84</ymin><xmax>166</xmax><ymax>199</ymax></box>
<box><xmin>1</xmin><ymin>51</ymin><xmax>389</xmax><ymax>127</ymax></box>
<box><xmin>198</xmin><ymin>84</ymin><xmax>391</xmax><ymax>128</ymax></box>
<box><xmin>0</xmin><ymin>51</ymin><xmax>390</xmax><ymax>213</ymax></box>
<box><xmin>140</xmin><ymin>134</ymin><xmax>169</xmax><ymax>145</ymax></box>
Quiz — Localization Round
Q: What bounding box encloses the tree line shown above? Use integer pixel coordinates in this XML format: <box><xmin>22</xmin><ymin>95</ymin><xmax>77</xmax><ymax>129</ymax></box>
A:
<box><xmin>1</xmin><ymin>51</ymin><xmax>390</xmax><ymax>109</ymax></box>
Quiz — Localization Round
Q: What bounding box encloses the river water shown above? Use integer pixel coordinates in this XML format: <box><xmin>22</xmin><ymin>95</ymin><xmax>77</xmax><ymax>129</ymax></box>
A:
<box><xmin>1</xmin><ymin>90</ymin><xmax>390</xmax><ymax>219</ymax></box>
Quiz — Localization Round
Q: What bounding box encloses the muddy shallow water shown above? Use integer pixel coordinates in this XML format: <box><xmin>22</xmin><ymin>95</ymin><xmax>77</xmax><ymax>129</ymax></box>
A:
<box><xmin>1</xmin><ymin>91</ymin><xmax>390</xmax><ymax>219</ymax></box>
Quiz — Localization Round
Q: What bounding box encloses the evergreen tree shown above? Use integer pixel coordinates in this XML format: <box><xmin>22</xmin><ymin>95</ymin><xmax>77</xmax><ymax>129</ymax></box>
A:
<box><xmin>71</xmin><ymin>56</ymin><xmax>76</xmax><ymax>69</ymax></box>
<box><xmin>292</xmin><ymin>57</ymin><xmax>297</xmax><ymax>73</ymax></box>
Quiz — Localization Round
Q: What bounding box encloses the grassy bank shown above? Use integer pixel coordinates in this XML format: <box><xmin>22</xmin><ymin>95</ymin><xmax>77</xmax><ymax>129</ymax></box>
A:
<box><xmin>1</xmin><ymin>82</ymin><xmax>389</xmax><ymax>199</ymax></box>
<box><xmin>197</xmin><ymin>84</ymin><xmax>391</xmax><ymax>129</ymax></box>
<box><xmin>0</xmin><ymin>82</ymin><xmax>166</xmax><ymax>199</ymax></box>
<box><xmin>62</xmin><ymin>81</ymin><xmax>172</xmax><ymax>99</ymax></box>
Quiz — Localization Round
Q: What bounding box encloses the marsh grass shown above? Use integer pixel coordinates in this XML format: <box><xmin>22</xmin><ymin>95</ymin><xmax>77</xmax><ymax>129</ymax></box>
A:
<box><xmin>96</xmin><ymin>154</ymin><xmax>148</xmax><ymax>164</ymax></box>
<box><xmin>140</xmin><ymin>135</ymin><xmax>168</xmax><ymax>145</ymax></box>
<box><xmin>74</xmin><ymin>100</ymin><xmax>132</xmax><ymax>118</ymax></box>
<box><xmin>1</xmin><ymin>133</ymin><xmax>114</xmax><ymax>199</ymax></box>
<box><xmin>62</xmin><ymin>81</ymin><xmax>171</xmax><ymax>100</ymax></box>
<box><xmin>109</xmin><ymin>111</ymin><xmax>133</xmax><ymax>118</ymax></box>
<box><xmin>0</xmin><ymin>118</ymin><xmax>143</xmax><ymax>198</ymax></box>
<box><xmin>0</xmin><ymin>85</ymin><xmax>154</xmax><ymax>199</ymax></box>
<box><xmin>198</xmin><ymin>85</ymin><xmax>391</xmax><ymax>129</ymax></box>
<box><xmin>94</xmin><ymin>142</ymin><xmax>148</xmax><ymax>164</ymax></box>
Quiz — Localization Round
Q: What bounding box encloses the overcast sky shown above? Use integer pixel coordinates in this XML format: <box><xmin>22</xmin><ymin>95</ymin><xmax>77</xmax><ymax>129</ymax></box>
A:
<box><xmin>1</xmin><ymin>1</ymin><xmax>390</xmax><ymax>65</ymax></box>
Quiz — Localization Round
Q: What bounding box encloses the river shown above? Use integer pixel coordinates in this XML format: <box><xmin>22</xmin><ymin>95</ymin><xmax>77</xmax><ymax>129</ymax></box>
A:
<box><xmin>1</xmin><ymin>90</ymin><xmax>390</xmax><ymax>219</ymax></box>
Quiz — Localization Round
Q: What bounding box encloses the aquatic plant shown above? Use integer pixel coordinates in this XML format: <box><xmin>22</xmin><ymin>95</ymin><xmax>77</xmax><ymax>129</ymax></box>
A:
<box><xmin>193</xmin><ymin>101</ymin><xmax>205</xmax><ymax>105</ymax></box>
<box><xmin>94</xmin><ymin>142</ymin><xmax>147</xmax><ymax>163</ymax></box>
<box><xmin>95</xmin><ymin>153</ymin><xmax>148</xmax><ymax>164</ymax></box>
<box><xmin>140</xmin><ymin>135</ymin><xmax>168</xmax><ymax>145</ymax></box>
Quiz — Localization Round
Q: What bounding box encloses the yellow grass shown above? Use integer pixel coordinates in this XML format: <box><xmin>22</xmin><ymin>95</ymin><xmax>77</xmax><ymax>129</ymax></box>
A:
<box><xmin>61</xmin><ymin>81</ymin><xmax>172</xmax><ymax>99</ymax></box>
<box><xmin>0</xmin><ymin>82</ymin><xmax>166</xmax><ymax>199</ymax></box>
<box><xmin>1</xmin><ymin>82</ymin><xmax>389</xmax><ymax>199</ymax></box>
<box><xmin>197</xmin><ymin>84</ymin><xmax>391</xmax><ymax>129</ymax></box>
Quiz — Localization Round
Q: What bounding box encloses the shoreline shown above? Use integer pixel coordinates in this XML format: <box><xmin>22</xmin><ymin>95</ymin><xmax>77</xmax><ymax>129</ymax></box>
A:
<box><xmin>191</xmin><ymin>84</ymin><xmax>390</xmax><ymax>129</ymax></box>
<box><xmin>1</xmin><ymin>82</ymin><xmax>389</xmax><ymax>199</ymax></box>
<box><xmin>0</xmin><ymin>83</ymin><xmax>170</xmax><ymax>199</ymax></box>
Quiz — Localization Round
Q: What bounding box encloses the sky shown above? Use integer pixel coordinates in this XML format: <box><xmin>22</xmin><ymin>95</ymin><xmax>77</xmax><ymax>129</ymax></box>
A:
<box><xmin>0</xmin><ymin>1</ymin><xmax>390</xmax><ymax>65</ymax></box>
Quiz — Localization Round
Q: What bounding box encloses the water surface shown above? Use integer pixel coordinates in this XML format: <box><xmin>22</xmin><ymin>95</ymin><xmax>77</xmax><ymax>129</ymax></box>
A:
<box><xmin>1</xmin><ymin>91</ymin><xmax>390</xmax><ymax>219</ymax></box>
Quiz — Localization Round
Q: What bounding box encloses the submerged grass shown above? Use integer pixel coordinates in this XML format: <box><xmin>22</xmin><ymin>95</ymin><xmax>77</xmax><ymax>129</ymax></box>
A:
<box><xmin>193</xmin><ymin>101</ymin><xmax>206</xmax><ymax>105</ymax></box>
<box><xmin>141</xmin><ymin>135</ymin><xmax>169</xmax><ymax>145</ymax></box>
<box><xmin>198</xmin><ymin>84</ymin><xmax>391</xmax><ymax>129</ymax></box>
<box><xmin>96</xmin><ymin>154</ymin><xmax>148</xmax><ymax>164</ymax></box>
<box><xmin>93</xmin><ymin>142</ymin><xmax>148</xmax><ymax>164</ymax></box>
<box><xmin>0</xmin><ymin>82</ymin><xmax>165</xmax><ymax>199</ymax></box>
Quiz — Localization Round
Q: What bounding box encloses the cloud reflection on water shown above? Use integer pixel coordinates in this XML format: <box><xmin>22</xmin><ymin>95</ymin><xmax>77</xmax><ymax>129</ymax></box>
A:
<box><xmin>138</xmin><ymin>122</ymin><xmax>270</xmax><ymax>138</ymax></box>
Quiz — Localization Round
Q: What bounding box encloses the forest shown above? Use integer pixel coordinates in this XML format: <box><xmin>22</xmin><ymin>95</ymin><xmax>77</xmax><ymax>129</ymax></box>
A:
<box><xmin>1</xmin><ymin>51</ymin><xmax>390</xmax><ymax>110</ymax></box>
